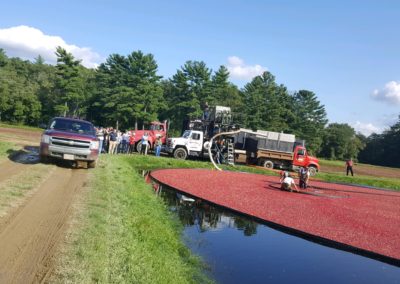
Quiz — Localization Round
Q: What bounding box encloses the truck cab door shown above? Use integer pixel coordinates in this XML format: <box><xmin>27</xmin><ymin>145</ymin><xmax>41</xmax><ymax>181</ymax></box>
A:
<box><xmin>188</xmin><ymin>132</ymin><xmax>203</xmax><ymax>152</ymax></box>
<box><xmin>293</xmin><ymin>147</ymin><xmax>307</xmax><ymax>166</ymax></box>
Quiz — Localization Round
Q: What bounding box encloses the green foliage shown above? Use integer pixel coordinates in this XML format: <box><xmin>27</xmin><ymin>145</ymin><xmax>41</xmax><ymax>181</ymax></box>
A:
<box><xmin>0</xmin><ymin>55</ymin><xmax>42</xmax><ymax>124</ymax></box>
<box><xmin>54</xmin><ymin>46</ymin><xmax>86</xmax><ymax>117</ymax></box>
<box><xmin>318</xmin><ymin>123</ymin><xmax>365</xmax><ymax>160</ymax></box>
<box><xmin>91</xmin><ymin>51</ymin><xmax>164</xmax><ymax>129</ymax></box>
<box><xmin>291</xmin><ymin>90</ymin><xmax>327</xmax><ymax>154</ymax></box>
<box><xmin>243</xmin><ymin>72</ymin><xmax>293</xmax><ymax>132</ymax></box>
<box><xmin>359</xmin><ymin>116</ymin><xmax>400</xmax><ymax>167</ymax></box>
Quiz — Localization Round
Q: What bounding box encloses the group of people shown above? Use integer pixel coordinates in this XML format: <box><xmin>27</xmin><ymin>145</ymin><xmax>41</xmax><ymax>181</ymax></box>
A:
<box><xmin>94</xmin><ymin>127</ymin><xmax>163</xmax><ymax>157</ymax></box>
<box><xmin>279</xmin><ymin>166</ymin><xmax>310</xmax><ymax>192</ymax></box>
<box><xmin>280</xmin><ymin>158</ymin><xmax>355</xmax><ymax>192</ymax></box>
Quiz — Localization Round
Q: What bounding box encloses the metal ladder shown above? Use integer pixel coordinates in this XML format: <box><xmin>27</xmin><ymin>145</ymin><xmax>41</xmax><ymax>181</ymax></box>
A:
<box><xmin>226</xmin><ymin>142</ymin><xmax>235</xmax><ymax>165</ymax></box>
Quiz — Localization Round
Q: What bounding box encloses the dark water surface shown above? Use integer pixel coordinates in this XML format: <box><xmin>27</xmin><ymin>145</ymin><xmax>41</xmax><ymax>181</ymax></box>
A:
<box><xmin>151</xmin><ymin>181</ymin><xmax>400</xmax><ymax>284</ymax></box>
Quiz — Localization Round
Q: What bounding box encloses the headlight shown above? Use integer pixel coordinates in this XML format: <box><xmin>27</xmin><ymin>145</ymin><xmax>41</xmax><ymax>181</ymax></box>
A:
<box><xmin>41</xmin><ymin>134</ymin><xmax>50</xmax><ymax>144</ymax></box>
<box><xmin>90</xmin><ymin>140</ymin><xmax>99</xmax><ymax>150</ymax></box>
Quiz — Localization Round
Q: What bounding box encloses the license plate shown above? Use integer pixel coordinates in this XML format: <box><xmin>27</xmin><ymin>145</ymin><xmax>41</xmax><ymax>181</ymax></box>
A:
<box><xmin>64</xmin><ymin>154</ymin><xmax>74</xmax><ymax>160</ymax></box>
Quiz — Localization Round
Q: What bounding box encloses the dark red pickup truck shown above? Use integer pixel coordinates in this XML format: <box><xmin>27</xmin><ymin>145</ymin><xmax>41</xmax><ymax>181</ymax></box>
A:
<box><xmin>39</xmin><ymin>117</ymin><xmax>100</xmax><ymax>168</ymax></box>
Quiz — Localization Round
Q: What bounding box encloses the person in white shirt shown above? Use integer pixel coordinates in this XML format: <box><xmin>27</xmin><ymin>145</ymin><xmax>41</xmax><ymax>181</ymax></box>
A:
<box><xmin>141</xmin><ymin>132</ymin><xmax>149</xmax><ymax>155</ymax></box>
<box><xmin>280</xmin><ymin>172</ymin><xmax>299</xmax><ymax>192</ymax></box>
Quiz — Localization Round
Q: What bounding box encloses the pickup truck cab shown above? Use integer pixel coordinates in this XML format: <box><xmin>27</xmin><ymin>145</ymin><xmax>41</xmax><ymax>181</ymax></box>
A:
<box><xmin>253</xmin><ymin>145</ymin><xmax>320</xmax><ymax>175</ymax></box>
<box><xmin>166</xmin><ymin>130</ymin><xmax>209</xmax><ymax>160</ymax></box>
<box><xmin>39</xmin><ymin>117</ymin><xmax>100</xmax><ymax>168</ymax></box>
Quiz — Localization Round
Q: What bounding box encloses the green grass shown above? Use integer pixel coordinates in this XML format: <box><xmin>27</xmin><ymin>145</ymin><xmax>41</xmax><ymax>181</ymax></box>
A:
<box><xmin>52</xmin><ymin>155</ymin><xmax>212</xmax><ymax>284</ymax></box>
<box><xmin>0</xmin><ymin>122</ymin><xmax>42</xmax><ymax>132</ymax></box>
<box><xmin>0</xmin><ymin>141</ymin><xmax>19</xmax><ymax>162</ymax></box>
<box><xmin>315</xmin><ymin>171</ymin><xmax>400</xmax><ymax>190</ymax></box>
<box><xmin>319</xmin><ymin>158</ymin><xmax>400</xmax><ymax>170</ymax></box>
<box><xmin>0</xmin><ymin>163</ymin><xmax>53</xmax><ymax>218</ymax></box>
<box><xmin>318</xmin><ymin>158</ymin><xmax>400</xmax><ymax>190</ymax></box>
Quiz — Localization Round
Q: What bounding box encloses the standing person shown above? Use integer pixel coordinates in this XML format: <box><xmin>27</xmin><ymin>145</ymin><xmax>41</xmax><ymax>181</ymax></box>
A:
<box><xmin>154</xmin><ymin>135</ymin><xmax>162</xmax><ymax>157</ymax></box>
<box><xmin>96</xmin><ymin>127</ymin><xmax>104</xmax><ymax>155</ymax></box>
<box><xmin>141</xmin><ymin>132</ymin><xmax>149</xmax><ymax>155</ymax></box>
<box><xmin>298</xmin><ymin>166</ymin><xmax>310</xmax><ymax>189</ymax></box>
<box><xmin>103</xmin><ymin>128</ymin><xmax>110</xmax><ymax>153</ymax></box>
<box><xmin>121</xmin><ymin>131</ymin><xmax>129</xmax><ymax>154</ymax></box>
<box><xmin>128</xmin><ymin>131</ymin><xmax>136</xmax><ymax>154</ymax></box>
<box><xmin>116</xmin><ymin>131</ymin><xmax>122</xmax><ymax>154</ymax></box>
<box><xmin>345</xmin><ymin>158</ymin><xmax>354</xmax><ymax>176</ymax></box>
<box><xmin>108</xmin><ymin>129</ymin><xmax>117</xmax><ymax>155</ymax></box>
<box><xmin>281</xmin><ymin>172</ymin><xmax>299</xmax><ymax>192</ymax></box>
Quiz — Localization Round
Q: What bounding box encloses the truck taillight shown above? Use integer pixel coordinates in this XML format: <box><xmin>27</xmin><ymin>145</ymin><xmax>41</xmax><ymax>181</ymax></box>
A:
<box><xmin>90</xmin><ymin>141</ymin><xmax>99</xmax><ymax>150</ymax></box>
<box><xmin>41</xmin><ymin>134</ymin><xmax>50</xmax><ymax>144</ymax></box>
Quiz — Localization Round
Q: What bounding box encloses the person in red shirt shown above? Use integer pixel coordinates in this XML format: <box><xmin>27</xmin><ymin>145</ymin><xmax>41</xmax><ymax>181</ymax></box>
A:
<box><xmin>128</xmin><ymin>131</ymin><xmax>136</xmax><ymax>154</ymax></box>
<box><xmin>345</xmin><ymin>158</ymin><xmax>354</xmax><ymax>176</ymax></box>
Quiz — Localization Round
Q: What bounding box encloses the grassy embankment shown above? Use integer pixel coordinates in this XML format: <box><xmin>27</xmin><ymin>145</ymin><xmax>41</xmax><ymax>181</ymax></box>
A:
<box><xmin>318</xmin><ymin>159</ymin><xmax>400</xmax><ymax>191</ymax></box>
<box><xmin>52</xmin><ymin>154</ymin><xmax>215</xmax><ymax>283</ymax></box>
<box><xmin>0</xmin><ymin>140</ymin><xmax>53</xmax><ymax>218</ymax></box>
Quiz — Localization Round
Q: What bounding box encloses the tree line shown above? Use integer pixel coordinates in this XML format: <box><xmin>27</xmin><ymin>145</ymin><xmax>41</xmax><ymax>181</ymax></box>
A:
<box><xmin>0</xmin><ymin>47</ymin><xmax>398</xmax><ymax>167</ymax></box>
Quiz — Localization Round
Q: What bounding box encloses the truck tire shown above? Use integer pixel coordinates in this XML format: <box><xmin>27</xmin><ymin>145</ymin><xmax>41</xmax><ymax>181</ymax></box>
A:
<box><xmin>136</xmin><ymin>141</ymin><xmax>143</xmax><ymax>152</ymax></box>
<box><xmin>173</xmin><ymin>148</ymin><xmax>188</xmax><ymax>160</ymax></box>
<box><xmin>40</xmin><ymin>155</ymin><xmax>50</xmax><ymax>164</ymax></box>
<box><xmin>308</xmin><ymin>166</ymin><xmax>317</xmax><ymax>176</ymax></box>
<box><xmin>88</xmin><ymin>160</ymin><xmax>97</xmax><ymax>168</ymax></box>
<box><xmin>262</xmin><ymin>160</ymin><xmax>274</xmax><ymax>169</ymax></box>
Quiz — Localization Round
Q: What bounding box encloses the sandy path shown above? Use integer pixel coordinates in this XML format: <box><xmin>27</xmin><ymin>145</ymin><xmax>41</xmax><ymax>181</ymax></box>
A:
<box><xmin>0</xmin><ymin>163</ymin><xmax>87</xmax><ymax>283</ymax></box>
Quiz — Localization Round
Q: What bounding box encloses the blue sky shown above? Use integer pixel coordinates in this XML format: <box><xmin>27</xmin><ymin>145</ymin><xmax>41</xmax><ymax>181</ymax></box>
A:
<box><xmin>1</xmin><ymin>0</ymin><xmax>399</xmax><ymax>135</ymax></box>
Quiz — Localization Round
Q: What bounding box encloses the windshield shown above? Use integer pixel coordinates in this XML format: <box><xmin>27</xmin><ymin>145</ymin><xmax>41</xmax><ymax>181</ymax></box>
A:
<box><xmin>49</xmin><ymin>118</ymin><xmax>95</xmax><ymax>135</ymax></box>
<box><xmin>182</xmin><ymin>130</ymin><xmax>191</xmax><ymax>139</ymax></box>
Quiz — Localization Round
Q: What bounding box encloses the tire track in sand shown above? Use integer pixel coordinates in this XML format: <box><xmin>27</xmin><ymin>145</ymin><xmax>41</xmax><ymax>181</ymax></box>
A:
<box><xmin>0</xmin><ymin>166</ymin><xmax>87</xmax><ymax>283</ymax></box>
<box><xmin>0</xmin><ymin>160</ymin><xmax>30</xmax><ymax>183</ymax></box>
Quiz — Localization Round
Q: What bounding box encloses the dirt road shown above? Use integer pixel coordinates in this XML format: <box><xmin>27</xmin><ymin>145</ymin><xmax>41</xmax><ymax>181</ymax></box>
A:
<box><xmin>0</xmin><ymin>127</ymin><xmax>88</xmax><ymax>283</ymax></box>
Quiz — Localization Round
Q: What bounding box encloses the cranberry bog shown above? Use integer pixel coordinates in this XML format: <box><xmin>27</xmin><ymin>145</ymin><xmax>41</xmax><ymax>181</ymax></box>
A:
<box><xmin>150</xmin><ymin>168</ymin><xmax>400</xmax><ymax>266</ymax></box>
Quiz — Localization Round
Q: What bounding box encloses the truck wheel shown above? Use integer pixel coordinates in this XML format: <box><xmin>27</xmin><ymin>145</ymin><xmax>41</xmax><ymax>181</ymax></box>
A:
<box><xmin>88</xmin><ymin>160</ymin><xmax>97</xmax><ymax>168</ymax></box>
<box><xmin>40</xmin><ymin>155</ymin><xmax>50</xmax><ymax>164</ymax></box>
<box><xmin>136</xmin><ymin>141</ymin><xmax>142</xmax><ymax>153</ymax></box>
<box><xmin>173</xmin><ymin>148</ymin><xmax>188</xmax><ymax>160</ymax></box>
<box><xmin>263</xmin><ymin>160</ymin><xmax>274</xmax><ymax>169</ymax></box>
<box><xmin>308</xmin><ymin>166</ymin><xmax>317</xmax><ymax>176</ymax></box>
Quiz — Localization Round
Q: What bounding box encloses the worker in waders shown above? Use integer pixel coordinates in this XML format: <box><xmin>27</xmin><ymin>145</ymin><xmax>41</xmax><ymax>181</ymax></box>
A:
<box><xmin>298</xmin><ymin>166</ymin><xmax>310</xmax><ymax>189</ymax></box>
<box><xmin>280</xmin><ymin>171</ymin><xmax>299</xmax><ymax>192</ymax></box>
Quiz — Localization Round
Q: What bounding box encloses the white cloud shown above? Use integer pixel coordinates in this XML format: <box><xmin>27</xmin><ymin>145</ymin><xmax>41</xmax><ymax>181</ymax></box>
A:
<box><xmin>0</xmin><ymin>25</ymin><xmax>101</xmax><ymax>68</ymax></box>
<box><xmin>353</xmin><ymin>121</ymin><xmax>381</xmax><ymax>136</ymax></box>
<box><xmin>226</xmin><ymin>56</ymin><xmax>266</xmax><ymax>80</ymax></box>
<box><xmin>371</xmin><ymin>81</ymin><xmax>400</xmax><ymax>105</ymax></box>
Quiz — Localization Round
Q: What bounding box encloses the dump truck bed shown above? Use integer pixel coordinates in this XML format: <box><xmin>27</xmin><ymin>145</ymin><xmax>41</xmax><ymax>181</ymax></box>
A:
<box><xmin>257</xmin><ymin>149</ymin><xmax>293</xmax><ymax>161</ymax></box>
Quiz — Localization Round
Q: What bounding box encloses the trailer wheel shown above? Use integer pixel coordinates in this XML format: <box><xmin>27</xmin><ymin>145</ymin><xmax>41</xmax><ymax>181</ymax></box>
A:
<box><xmin>262</xmin><ymin>160</ymin><xmax>274</xmax><ymax>169</ymax></box>
<box><xmin>308</xmin><ymin>166</ymin><xmax>317</xmax><ymax>176</ymax></box>
<box><xmin>173</xmin><ymin>148</ymin><xmax>188</xmax><ymax>160</ymax></box>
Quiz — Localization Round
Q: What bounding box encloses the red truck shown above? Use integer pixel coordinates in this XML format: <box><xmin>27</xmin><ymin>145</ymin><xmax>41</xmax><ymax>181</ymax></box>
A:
<box><xmin>131</xmin><ymin>120</ymin><xmax>168</xmax><ymax>152</ymax></box>
<box><xmin>39</xmin><ymin>117</ymin><xmax>100</xmax><ymax>168</ymax></box>
<box><xmin>235</xmin><ymin>129</ymin><xmax>320</xmax><ymax>175</ymax></box>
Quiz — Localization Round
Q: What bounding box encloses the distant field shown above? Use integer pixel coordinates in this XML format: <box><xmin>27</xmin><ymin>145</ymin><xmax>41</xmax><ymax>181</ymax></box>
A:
<box><xmin>319</xmin><ymin>159</ymin><xmax>400</xmax><ymax>179</ymax></box>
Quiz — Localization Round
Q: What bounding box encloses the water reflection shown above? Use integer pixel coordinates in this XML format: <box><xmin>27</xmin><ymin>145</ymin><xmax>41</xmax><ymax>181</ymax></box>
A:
<box><xmin>144</xmin><ymin>171</ymin><xmax>400</xmax><ymax>284</ymax></box>
<box><xmin>158</xmin><ymin>184</ymin><xmax>258</xmax><ymax>236</ymax></box>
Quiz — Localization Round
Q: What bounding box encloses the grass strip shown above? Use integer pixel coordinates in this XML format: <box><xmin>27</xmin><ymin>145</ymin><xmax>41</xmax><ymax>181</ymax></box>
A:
<box><xmin>53</xmin><ymin>155</ymin><xmax>211</xmax><ymax>283</ymax></box>
<box><xmin>0</xmin><ymin>141</ymin><xmax>16</xmax><ymax>161</ymax></box>
<box><xmin>0</xmin><ymin>163</ymin><xmax>54</xmax><ymax>218</ymax></box>
<box><xmin>0</xmin><ymin>122</ymin><xmax>42</xmax><ymax>132</ymax></box>
<box><xmin>315</xmin><ymin>172</ymin><xmax>400</xmax><ymax>191</ymax></box>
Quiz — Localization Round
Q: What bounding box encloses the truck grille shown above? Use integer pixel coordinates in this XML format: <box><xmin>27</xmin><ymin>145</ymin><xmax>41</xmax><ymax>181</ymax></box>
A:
<box><xmin>50</xmin><ymin>137</ymin><xmax>90</xmax><ymax>149</ymax></box>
